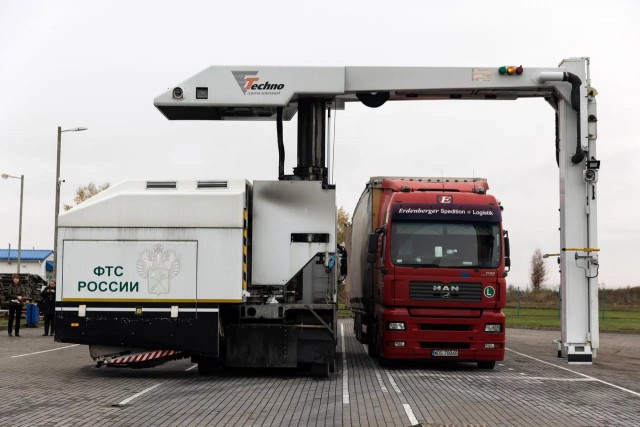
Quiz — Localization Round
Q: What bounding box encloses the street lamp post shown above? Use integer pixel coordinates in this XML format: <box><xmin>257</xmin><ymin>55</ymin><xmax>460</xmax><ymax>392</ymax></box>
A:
<box><xmin>1</xmin><ymin>173</ymin><xmax>24</xmax><ymax>274</ymax></box>
<box><xmin>53</xmin><ymin>126</ymin><xmax>88</xmax><ymax>279</ymax></box>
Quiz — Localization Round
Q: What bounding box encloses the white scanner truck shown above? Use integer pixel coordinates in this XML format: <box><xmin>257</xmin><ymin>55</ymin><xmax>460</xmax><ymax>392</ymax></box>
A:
<box><xmin>57</xmin><ymin>178</ymin><xmax>339</xmax><ymax>376</ymax></box>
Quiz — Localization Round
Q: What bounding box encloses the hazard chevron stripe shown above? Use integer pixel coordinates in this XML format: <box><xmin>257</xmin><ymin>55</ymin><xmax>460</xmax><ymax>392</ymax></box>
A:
<box><xmin>105</xmin><ymin>350</ymin><xmax>178</xmax><ymax>365</ymax></box>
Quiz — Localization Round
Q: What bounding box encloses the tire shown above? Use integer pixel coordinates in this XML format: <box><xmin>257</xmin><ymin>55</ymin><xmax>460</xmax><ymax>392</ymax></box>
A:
<box><xmin>311</xmin><ymin>362</ymin><xmax>330</xmax><ymax>378</ymax></box>
<box><xmin>368</xmin><ymin>319</ymin><xmax>378</xmax><ymax>358</ymax></box>
<box><xmin>197</xmin><ymin>357</ymin><xmax>221</xmax><ymax>376</ymax></box>
<box><xmin>477</xmin><ymin>361</ymin><xmax>496</xmax><ymax>370</ymax></box>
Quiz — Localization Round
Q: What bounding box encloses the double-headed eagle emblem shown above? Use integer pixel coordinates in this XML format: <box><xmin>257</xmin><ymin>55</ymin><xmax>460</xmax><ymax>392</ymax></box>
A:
<box><xmin>137</xmin><ymin>244</ymin><xmax>181</xmax><ymax>294</ymax></box>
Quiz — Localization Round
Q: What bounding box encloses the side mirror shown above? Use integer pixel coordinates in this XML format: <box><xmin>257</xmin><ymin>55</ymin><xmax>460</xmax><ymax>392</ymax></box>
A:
<box><xmin>367</xmin><ymin>233</ymin><xmax>378</xmax><ymax>256</ymax></box>
<box><xmin>504</xmin><ymin>230</ymin><xmax>511</xmax><ymax>273</ymax></box>
<box><xmin>367</xmin><ymin>228</ymin><xmax>385</xmax><ymax>264</ymax></box>
<box><xmin>367</xmin><ymin>234</ymin><xmax>377</xmax><ymax>264</ymax></box>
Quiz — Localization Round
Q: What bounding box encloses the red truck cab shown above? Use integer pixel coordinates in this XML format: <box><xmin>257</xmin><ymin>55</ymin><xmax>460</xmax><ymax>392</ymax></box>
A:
<box><xmin>349</xmin><ymin>177</ymin><xmax>509</xmax><ymax>369</ymax></box>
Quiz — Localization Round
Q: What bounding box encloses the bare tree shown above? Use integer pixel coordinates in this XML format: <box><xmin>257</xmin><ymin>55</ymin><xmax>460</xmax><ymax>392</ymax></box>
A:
<box><xmin>64</xmin><ymin>182</ymin><xmax>110</xmax><ymax>211</ymax></box>
<box><xmin>337</xmin><ymin>206</ymin><xmax>350</xmax><ymax>246</ymax></box>
<box><xmin>530</xmin><ymin>248</ymin><xmax>547</xmax><ymax>291</ymax></box>
<box><xmin>336</xmin><ymin>207</ymin><xmax>351</xmax><ymax>304</ymax></box>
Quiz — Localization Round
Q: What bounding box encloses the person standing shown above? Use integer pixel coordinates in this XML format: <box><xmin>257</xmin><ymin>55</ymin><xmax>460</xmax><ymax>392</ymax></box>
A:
<box><xmin>40</xmin><ymin>279</ymin><xmax>57</xmax><ymax>336</ymax></box>
<box><xmin>8</xmin><ymin>274</ymin><xmax>25</xmax><ymax>337</ymax></box>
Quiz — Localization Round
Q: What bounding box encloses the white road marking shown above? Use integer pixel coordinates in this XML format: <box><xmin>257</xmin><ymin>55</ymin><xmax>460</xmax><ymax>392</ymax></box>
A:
<box><xmin>11</xmin><ymin>344</ymin><xmax>79</xmax><ymax>358</ymax></box>
<box><xmin>348</xmin><ymin>322</ymin><xmax>419</xmax><ymax>425</ymax></box>
<box><xmin>507</xmin><ymin>348</ymin><xmax>640</xmax><ymax>398</ymax></box>
<box><xmin>340</xmin><ymin>324</ymin><xmax>349</xmax><ymax>404</ymax></box>
<box><xmin>185</xmin><ymin>364</ymin><xmax>198</xmax><ymax>371</ymax></box>
<box><xmin>403</xmin><ymin>403</ymin><xmax>419</xmax><ymax>425</ymax></box>
<box><xmin>116</xmin><ymin>383</ymin><xmax>162</xmax><ymax>406</ymax></box>
<box><xmin>375</xmin><ymin>371</ymin><xmax>389</xmax><ymax>393</ymax></box>
<box><xmin>411</xmin><ymin>373</ymin><xmax>595</xmax><ymax>382</ymax></box>
<box><xmin>385</xmin><ymin>370</ymin><xmax>402</xmax><ymax>394</ymax></box>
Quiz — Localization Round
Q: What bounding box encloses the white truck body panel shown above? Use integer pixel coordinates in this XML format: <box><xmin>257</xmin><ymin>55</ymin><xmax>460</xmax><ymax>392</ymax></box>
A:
<box><xmin>62</xmin><ymin>240</ymin><xmax>198</xmax><ymax>301</ymax></box>
<box><xmin>57</xmin><ymin>180</ymin><xmax>248</xmax><ymax>303</ymax></box>
<box><xmin>252</xmin><ymin>180</ymin><xmax>336</xmax><ymax>286</ymax></box>
<box><xmin>58</xmin><ymin>180</ymin><xmax>247</xmax><ymax>228</ymax></box>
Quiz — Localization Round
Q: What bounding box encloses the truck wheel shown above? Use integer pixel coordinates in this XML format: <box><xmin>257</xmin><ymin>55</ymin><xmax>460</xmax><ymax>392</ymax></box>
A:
<box><xmin>368</xmin><ymin>320</ymin><xmax>378</xmax><ymax>358</ymax></box>
<box><xmin>311</xmin><ymin>362</ymin><xmax>330</xmax><ymax>378</ymax></box>
<box><xmin>197</xmin><ymin>358</ymin><xmax>220</xmax><ymax>376</ymax></box>
<box><xmin>477</xmin><ymin>361</ymin><xmax>496</xmax><ymax>370</ymax></box>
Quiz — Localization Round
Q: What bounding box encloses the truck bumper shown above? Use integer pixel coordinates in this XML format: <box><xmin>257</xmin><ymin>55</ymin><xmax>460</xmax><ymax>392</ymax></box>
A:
<box><xmin>55</xmin><ymin>310</ymin><xmax>219</xmax><ymax>356</ymax></box>
<box><xmin>225</xmin><ymin>324</ymin><xmax>335</xmax><ymax>368</ymax></box>
<box><xmin>377</xmin><ymin>307</ymin><xmax>505</xmax><ymax>362</ymax></box>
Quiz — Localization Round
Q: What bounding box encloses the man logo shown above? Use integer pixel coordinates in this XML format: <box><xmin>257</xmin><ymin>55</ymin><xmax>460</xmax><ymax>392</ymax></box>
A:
<box><xmin>433</xmin><ymin>285</ymin><xmax>460</xmax><ymax>292</ymax></box>
<box><xmin>433</xmin><ymin>285</ymin><xmax>458</xmax><ymax>299</ymax></box>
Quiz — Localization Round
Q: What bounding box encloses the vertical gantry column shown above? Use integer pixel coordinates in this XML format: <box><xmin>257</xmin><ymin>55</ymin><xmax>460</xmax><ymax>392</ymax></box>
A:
<box><xmin>294</xmin><ymin>97</ymin><xmax>328</xmax><ymax>183</ymax></box>
<box><xmin>558</xmin><ymin>58</ymin><xmax>599</xmax><ymax>364</ymax></box>
<box><xmin>586</xmin><ymin>67</ymin><xmax>599</xmax><ymax>358</ymax></box>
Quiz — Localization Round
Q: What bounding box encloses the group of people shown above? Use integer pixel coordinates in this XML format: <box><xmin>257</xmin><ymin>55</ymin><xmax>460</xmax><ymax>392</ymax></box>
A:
<box><xmin>6</xmin><ymin>274</ymin><xmax>56</xmax><ymax>337</ymax></box>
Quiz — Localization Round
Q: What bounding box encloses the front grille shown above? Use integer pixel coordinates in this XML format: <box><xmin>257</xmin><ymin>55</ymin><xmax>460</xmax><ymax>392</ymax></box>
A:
<box><xmin>410</xmin><ymin>282</ymin><xmax>482</xmax><ymax>302</ymax></box>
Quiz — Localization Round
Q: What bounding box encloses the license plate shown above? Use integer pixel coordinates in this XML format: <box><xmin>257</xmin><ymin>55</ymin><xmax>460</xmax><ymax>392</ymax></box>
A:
<box><xmin>432</xmin><ymin>350</ymin><xmax>459</xmax><ymax>357</ymax></box>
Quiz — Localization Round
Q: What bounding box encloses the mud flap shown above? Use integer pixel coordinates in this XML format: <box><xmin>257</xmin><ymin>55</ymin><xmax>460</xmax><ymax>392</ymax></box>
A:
<box><xmin>225</xmin><ymin>324</ymin><xmax>298</xmax><ymax>368</ymax></box>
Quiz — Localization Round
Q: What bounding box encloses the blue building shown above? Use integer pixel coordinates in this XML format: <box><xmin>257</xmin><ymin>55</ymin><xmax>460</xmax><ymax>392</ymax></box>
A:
<box><xmin>0</xmin><ymin>249</ymin><xmax>54</xmax><ymax>281</ymax></box>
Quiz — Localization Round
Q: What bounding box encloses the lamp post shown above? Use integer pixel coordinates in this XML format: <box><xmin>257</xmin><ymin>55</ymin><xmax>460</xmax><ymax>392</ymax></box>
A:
<box><xmin>1</xmin><ymin>173</ymin><xmax>24</xmax><ymax>274</ymax></box>
<box><xmin>53</xmin><ymin>126</ymin><xmax>88</xmax><ymax>279</ymax></box>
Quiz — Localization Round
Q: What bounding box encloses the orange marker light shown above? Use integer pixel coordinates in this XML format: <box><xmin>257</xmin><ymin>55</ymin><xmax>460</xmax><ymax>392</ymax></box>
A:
<box><xmin>507</xmin><ymin>66</ymin><xmax>516</xmax><ymax>75</ymax></box>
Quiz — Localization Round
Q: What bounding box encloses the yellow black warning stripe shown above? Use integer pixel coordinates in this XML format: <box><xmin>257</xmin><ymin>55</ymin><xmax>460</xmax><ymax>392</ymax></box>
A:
<box><xmin>243</xmin><ymin>208</ymin><xmax>248</xmax><ymax>290</ymax></box>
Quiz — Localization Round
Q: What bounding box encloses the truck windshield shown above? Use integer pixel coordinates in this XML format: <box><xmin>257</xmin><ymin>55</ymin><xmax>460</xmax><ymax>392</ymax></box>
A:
<box><xmin>390</xmin><ymin>221</ymin><xmax>501</xmax><ymax>268</ymax></box>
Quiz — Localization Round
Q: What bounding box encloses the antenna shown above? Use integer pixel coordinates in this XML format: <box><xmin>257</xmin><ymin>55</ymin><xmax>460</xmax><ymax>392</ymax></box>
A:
<box><xmin>473</xmin><ymin>169</ymin><xmax>476</xmax><ymax>193</ymax></box>
<box><xmin>440</xmin><ymin>170</ymin><xmax>445</xmax><ymax>192</ymax></box>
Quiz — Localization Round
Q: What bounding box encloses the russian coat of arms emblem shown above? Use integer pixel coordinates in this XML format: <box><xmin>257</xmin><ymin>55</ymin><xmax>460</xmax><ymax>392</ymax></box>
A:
<box><xmin>137</xmin><ymin>244</ymin><xmax>181</xmax><ymax>294</ymax></box>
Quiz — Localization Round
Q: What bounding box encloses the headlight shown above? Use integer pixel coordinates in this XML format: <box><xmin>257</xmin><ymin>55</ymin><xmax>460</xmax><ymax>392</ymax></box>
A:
<box><xmin>485</xmin><ymin>324</ymin><xmax>502</xmax><ymax>332</ymax></box>
<box><xmin>387</xmin><ymin>322</ymin><xmax>406</xmax><ymax>330</ymax></box>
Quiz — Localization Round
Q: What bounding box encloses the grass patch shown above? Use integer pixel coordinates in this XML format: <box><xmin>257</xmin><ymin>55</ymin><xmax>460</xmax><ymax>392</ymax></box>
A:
<box><xmin>337</xmin><ymin>303</ymin><xmax>353</xmax><ymax>318</ymax></box>
<box><xmin>505</xmin><ymin>307</ymin><xmax>640</xmax><ymax>332</ymax></box>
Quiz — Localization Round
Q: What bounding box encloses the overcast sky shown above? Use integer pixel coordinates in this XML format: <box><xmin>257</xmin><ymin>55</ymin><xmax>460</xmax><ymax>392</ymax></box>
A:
<box><xmin>1</xmin><ymin>0</ymin><xmax>637</xmax><ymax>289</ymax></box>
